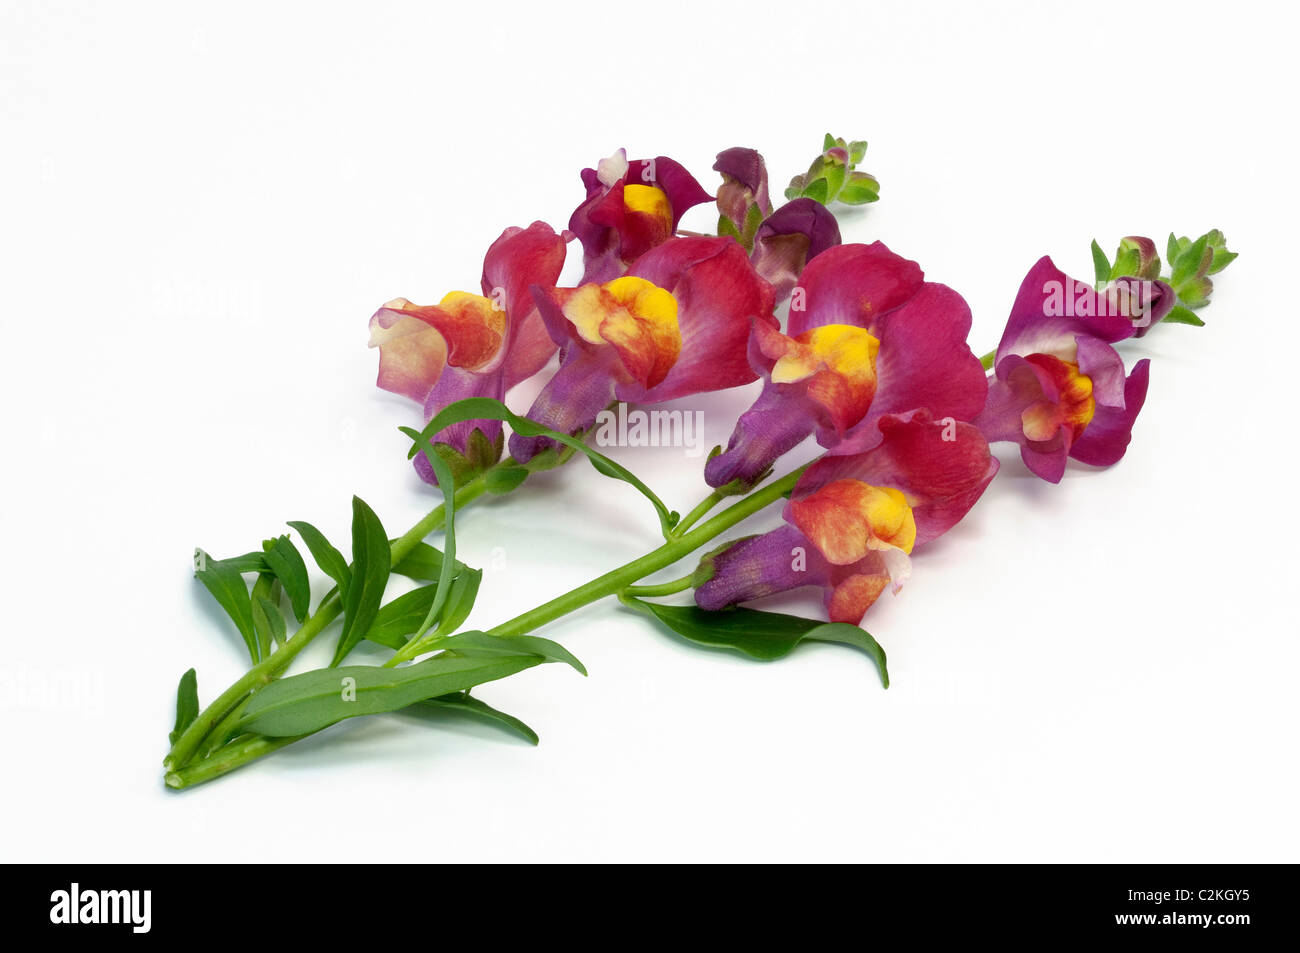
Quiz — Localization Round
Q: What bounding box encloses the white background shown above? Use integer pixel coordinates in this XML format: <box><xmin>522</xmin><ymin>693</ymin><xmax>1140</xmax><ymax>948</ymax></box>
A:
<box><xmin>2</xmin><ymin>0</ymin><xmax>1296</xmax><ymax>862</ymax></box>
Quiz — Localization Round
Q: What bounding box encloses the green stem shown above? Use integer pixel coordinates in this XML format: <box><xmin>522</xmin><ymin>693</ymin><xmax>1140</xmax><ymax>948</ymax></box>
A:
<box><xmin>621</xmin><ymin>574</ymin><xmax>697</xmax><ymax>598</ymax></box>
<box><xmin>166</xmin><ymin>734</ymin><xmax>303</xmax><ymax>789</ymax></box>
<box><xmin>484</xmin><ymin>466</ymin><xmax>804</xmax><ymax>639</ymax></box>
<box><xmin>670</xmin><ymin>489</ymin><xmax>726</xmax><ymax>537</ymax></box>
<box><xmin>170</xmin><ymin>465</ymin><xmax>807</xmax><ymax>786</ymax></box>
<box><xmin>979</xmin><ymin>349</ymin><xmax>996</xmax><ymax>371</ymax></box>
<box><xmin>164</xmin><ymin>472</ymin><xmax>490</xmax><ymax>771</ymax></box>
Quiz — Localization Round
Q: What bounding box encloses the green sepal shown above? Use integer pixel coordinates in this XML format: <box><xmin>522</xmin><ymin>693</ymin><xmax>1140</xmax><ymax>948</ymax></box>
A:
<box><xmin>1091</xmin><ymin>239</ymin><xmax>1112</xmax><ymax>289</ymax></box>
<box><xmin>421</xmin><ymin>427</ymin><xmax>504</xmax><ymax>488</ymax></box>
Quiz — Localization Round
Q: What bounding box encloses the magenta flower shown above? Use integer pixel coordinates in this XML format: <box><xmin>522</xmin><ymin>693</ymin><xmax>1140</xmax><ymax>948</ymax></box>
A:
<box><xmin>367</xmin><ymin>221</ymin><xmax>568</xmax><ymax>483</ymax></box>
<box><xmin>704</xmin><ymin>242</ymin><xmax>988</xmax><ymax>489</ymax></box>
<box><xmin>697</xmin><ymin>411</ymin><xmax>998</xmax><ymax>623</ymax></box>
<box><xmin>510</xmin><ymin>236</ymin><xmax>775</xmax><ymax>463</ymax></box>
<box><xmin>974</xmin><ymin>256</ymin><xmax>1154</xmax><ymax>483</ymax></box>
<box><xmin>569</xmin><ymin>150</ymin><xmax>713</xmax><ymax>284</ymax></box>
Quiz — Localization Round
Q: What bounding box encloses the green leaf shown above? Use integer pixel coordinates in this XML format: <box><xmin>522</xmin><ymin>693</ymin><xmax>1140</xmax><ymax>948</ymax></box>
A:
<box><xmin>1166</xmin><ymin>232</ymin><xmax>1182</xmax><ymax>267</ymax></box>
<box><xmin>435</xmin><ymin>567</ymin><xmax>483</xmax><ymax>637</ymax></box>
<box><xmin>391</xmin><ymin>540</ymin><xmax>459</xmax><ymax>582</ymax></box>
<box><xmin>365</xmin><ymin>585</ymin><xmax>437</xmax><ymax>649</ymax></box>
<box><xmin>1172</xmin><ymin>233</ymin><xmax>1210</xmax><ymax>285</ymax></box>
<box><xmin>484</xmin><ymin>466</ymin><xmax>529</xmax><ymax>495</ymax></box>
<box><xmin>440</xmin><ymin>629</ymin><xmax>587</xmax><ymax>675</ymax></box>
<box><xmin>169</xmin><ymin>669</ymin><xmax>199</xmax><ymax>746</ymax></box>
<box><xmin>287</xmin><ymin>520</ymin><xmax>351</xmax><ymax>601</ymax></box>
<box><xmin>716</xmin><ymin>214</ymin><xmax>741</xmax><ymax>241</ymax></box>
<box><xmin>263</xmin><ymin>536</ymin><xmax>311</xmax><ymax>623</ymax></box>
<box><xmin>253</xmin><ymin>593</ymin><xmax>287</xmax><ymax>648</ymax></box>
<box><xmin>1209</xmin><ymin>247</ymin><xmax>1238</xmax><ymax>275</ymax></box>
<box><xmin>193</xmin><ymin>549</ymin><xmax>259</xmax><ymax>663</ymax></box>
<box><xmin>1163</xmin><ymin>304</ymin><xmax>1206</xmax><ymax>326</ymax></box>
<box><xmin>406</xmin><ymin>437</ymin><xmax>460</xmax><ymax>641</ymax></box>
<box><xmin>1090</xmin><ymin>239</ymin><xmax>1112</xmax><ymax>288</ymax></box>
<box><xmin>403</xmin><ymin>397</ymin><xmax>679</xmax><ymax>538</ymax></box>
<box><xmin>822</xmin><ymin>132</ymin><xmax>836</xmax><ymax>151</ymax></box>
<box><xmin>416</xmin><ymin>692</ymin><xmax>539</xmax><ymax>745</ymax></box>
<box><xmin>837</xmin><ymin>172</ymin><xmax>879</xmax><ymax>205</ymax></box>
<box><xmin>331</xmin><ymin>497</ymin><xmax>392</xmax><ymax>667</ymax></box>
<box><xmin>821</xmin><ymin>162</ymin><xmax>846</xmax><ymax>202</ymax></box>
<box><xmin>238</xmin><ymin>647</ymin><xmax>554</xmax><ymax>737</ymax></box>
<box><xmin>625</xmin><ymin>598</ymin><xmax>888</xmax><ymax>687</ymax></box>
<box><xmin>802</xmin><ymin>176</ymin><xmax>830</xmax><ymax>205</ymax></box>
<box><xmin>218</xmin><ymin>551</ymin><xmax>271</xmax><ymax>574</ymax></box>
<box><xmin>250</xmin><ymin>573</ymin><xmax>276</xmax><ymax>659</ymax></box>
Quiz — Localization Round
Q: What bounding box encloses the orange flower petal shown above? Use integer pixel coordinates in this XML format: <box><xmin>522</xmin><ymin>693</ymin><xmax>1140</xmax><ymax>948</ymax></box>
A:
<box><xmin>560</xmin><ymin>276</ymin><xmax>681</xmax><ymax>389</ymax></box>
<box><xmin>789</xmin><ymin>478</ymin><xmax>917</xmax><ymax>565</ymax></box>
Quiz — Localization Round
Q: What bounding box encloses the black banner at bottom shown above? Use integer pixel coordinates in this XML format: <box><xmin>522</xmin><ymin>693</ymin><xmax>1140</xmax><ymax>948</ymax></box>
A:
<box><xmin>3</xmin><ymin>863</ymin><xmax>1291</xmax><ymax>942</ymax></box>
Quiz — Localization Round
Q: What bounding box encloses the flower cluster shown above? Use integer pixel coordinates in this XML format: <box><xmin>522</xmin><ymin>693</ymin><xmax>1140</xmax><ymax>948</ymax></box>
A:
<box><xmin>368</xmin><ymin>145</ymin><xmax>1235</xmax><ymax>629</ymax></box>
<box><xmin>164</xmin><ymin>137</ymin><xmax>1236</xmax><ymax>790</ymax></box>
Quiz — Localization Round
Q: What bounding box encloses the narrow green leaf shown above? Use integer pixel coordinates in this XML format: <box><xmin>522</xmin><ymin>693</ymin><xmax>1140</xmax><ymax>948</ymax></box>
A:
<box><xmin>625</xmin><ymin>598</ymin><xmax>888</xmax><ymax>687</ymax></box>
<box><xmin>331</xmin><ymin>498</ymin><xmax>392</xmax><ymax>667</ymax></box>
<box><xmin>364</xmin><ymin>584</ymin><xmax>440</xmax><ymax>650</ymax></box>
<box><xmin>263</xmin><ymin>536</ymin><xmax>311</xmax><ymax>623</ymax></box>
<box><xmin>218</xmin><ymin>551</ymin><xmax>271</xmax><ymax>574</ymax></box>
<box><xmin>169</xmin><ymin>669</ymin><xmax>199</xmax><ymax>746</ymax></box>
<box><xmin>250</xmin><ymin>573</ymin><xmax>276</xmax><ymax>659</ymax></box>
<box><xmin>287</xmin><ymin>520</ymin><xmax>351</xmax><ymax>600</ymax></box>
<box><xmin>416</xmin><ymin>692</ymin><xmax>540</xmax><ymax>745</ymax></box>
<box><xmin>253</xmin><ymin>593</ymin><xmax>287</xmax><ymax>648</ymax></box>
<box><xmin>403</xmin><ymin>397</ymin><xmax>679</xmax><ymax>537</ymax></box>
<box><xmin>1091</xmin><ymin>239</ymin><xmax>1112</xmax><ymax>288</ymax></box>
<box><xmin>407</xmin><ymin>437</ymin><xmax>459</xmax><ymax>640</ymax></box>
<box><xmin>193</xmin><ymin>549</ymin><xmax>259</xmax><ymax>663</ymax></box>
<box><xmin>441</xmin><ymin>630</ymin><xmax>586</xmax><ymax>675</ymax></box>
<box><xmin>238</xmin><ymin>649</ymin><xmax>548</xmax><ymax>737</ymax></box>
<box><xmin>801</xmin><ymin>623</ymin><xmax>890</xmax><ymax>688</ymax></box>
<box><xmin>435</xmin><ymin>567</ymin><xmax>483</xmax><ymax>637</ymax></box>
<box><xmin>391</xmin><ymin>540</ymin><xmax>458</xmax><ymax>582</ymax></box>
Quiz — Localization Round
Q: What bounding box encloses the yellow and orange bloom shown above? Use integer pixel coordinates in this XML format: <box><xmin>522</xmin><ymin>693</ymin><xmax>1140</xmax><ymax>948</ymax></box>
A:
<box><xmin>368</xmin><ymin>221</ymin><xmax>567</xmax><ymax>482</ymax></box>
<box><xmin>975</xmin><ymin>257</ymin><xmax>1152</xmax><ymax>483</ymax></box>
<box><xmin>697</xmin><ymin>410</ymin><xmax>998</xmax><ymax>623</ymax></box>
<box><xmin>511</xmin><ymin>235</ymin><xmax>775</xmax><ymax>463</ymax></box>
<box><xmin>705</xmin><ymin>242</ymin><xmax>988</xmax><ymax>489</ymax></box>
